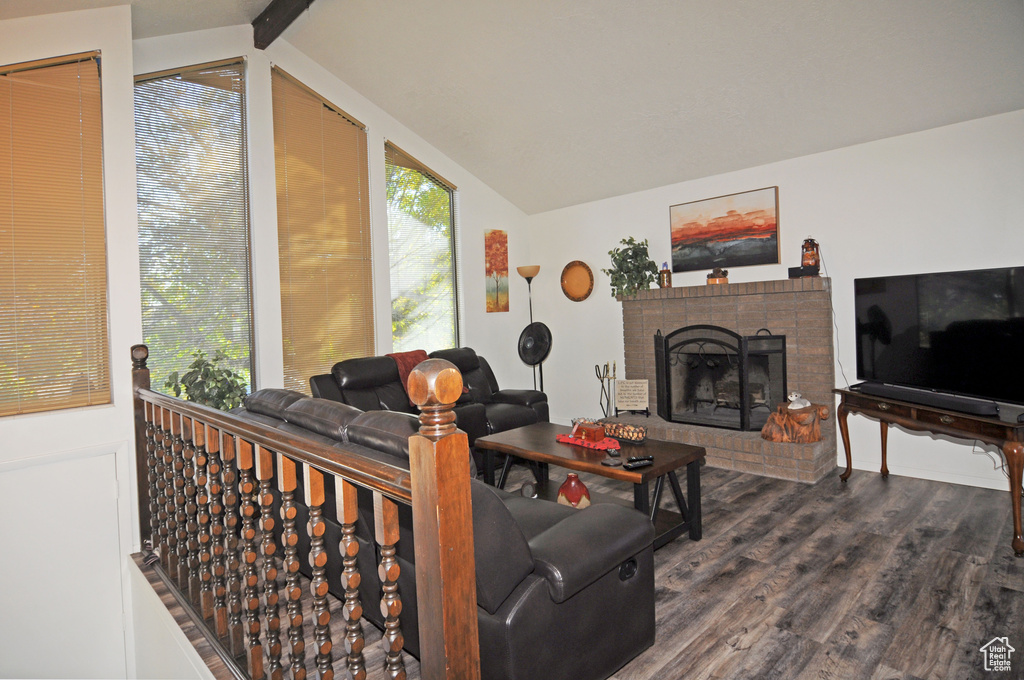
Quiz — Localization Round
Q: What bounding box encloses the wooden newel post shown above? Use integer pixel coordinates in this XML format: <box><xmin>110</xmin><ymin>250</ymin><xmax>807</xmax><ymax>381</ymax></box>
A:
<box><xmin>132</xmin><ymin>344</ymin><xmax>153</xmax><ymax>548</ymax></box>
<box><xmin>407</xmin><ymin>359</ymin><xmax>482</xmax><ymax>680</ymax></box>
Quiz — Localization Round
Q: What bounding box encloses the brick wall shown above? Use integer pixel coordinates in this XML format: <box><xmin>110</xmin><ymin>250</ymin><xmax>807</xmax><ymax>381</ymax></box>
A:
<box><xmin>615</xmin><ymin>277</ymin><xmax>836</xmax><ymax>483</ymax></box>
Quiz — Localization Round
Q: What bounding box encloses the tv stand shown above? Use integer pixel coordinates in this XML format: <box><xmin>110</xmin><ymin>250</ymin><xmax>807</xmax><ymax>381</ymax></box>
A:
<box><xmin>834</xmin><ymin>388</ymin><xmax>1024</xmax><ymax>557</ymax></box>
<box><xmin>855</xmin><ymin>382</ymin><xmax>999</xmax><ymax>416</ymax></box>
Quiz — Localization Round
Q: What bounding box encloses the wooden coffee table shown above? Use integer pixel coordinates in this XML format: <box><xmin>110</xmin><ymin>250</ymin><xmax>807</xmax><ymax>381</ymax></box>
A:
<box><xmin>475</xmin><ymin>422</ymin><xmax>706</xmax><ymax>549</ymax></box>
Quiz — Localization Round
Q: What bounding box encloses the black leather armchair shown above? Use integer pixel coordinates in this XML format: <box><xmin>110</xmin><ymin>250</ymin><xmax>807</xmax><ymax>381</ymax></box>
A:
<box><xmin>429</xmin><ymin>347</ymin><xmax>549</xmax><ymax>426</ymax></box>
<box><xmin>310</xmin><ymin>348</ymin><xmax>547</xmax><ymax>472</ymax></box>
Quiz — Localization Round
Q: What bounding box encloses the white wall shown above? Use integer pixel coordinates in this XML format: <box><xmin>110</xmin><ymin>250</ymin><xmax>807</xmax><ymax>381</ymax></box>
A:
<box><xmin>527</xmin><ymin>109</ymin><xmax>1024</xmax><ymax>491</ymax></box>
<box><xmin>0</xmin><ymin>6</ymin><xmax>140</xmax><ymax>678</ymax></box>
<box><xmin>133</xmin><ymin>27</ymin><xmax>533</xmax><ymax>394</ymax></box>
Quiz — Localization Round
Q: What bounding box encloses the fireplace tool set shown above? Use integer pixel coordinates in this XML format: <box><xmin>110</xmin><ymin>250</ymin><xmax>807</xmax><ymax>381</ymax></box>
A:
<box><xmin>596</xmin><ymin>361</ymin><xmax>616</xmax><ymax>417</ymax></box>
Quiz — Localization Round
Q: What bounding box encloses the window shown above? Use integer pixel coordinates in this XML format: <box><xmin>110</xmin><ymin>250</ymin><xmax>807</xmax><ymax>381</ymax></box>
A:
<box><xmin>385</xmin><ymin>143</ymin><xmax>458</xmax><ymax>352</ymax></box>
<box><xmin>272</xmin><ymin>68</ymin><xmax>374</xmax><ymax>392</ymax></box>
<box><xmin>135</xmin><ymin>60</ymin><xmax>254</xmax><ymax>392</ymax></box>
<box><xmin>0</xmin><ymin>53</ymin><xmax>109</xmax><ymax>417</ymax></box>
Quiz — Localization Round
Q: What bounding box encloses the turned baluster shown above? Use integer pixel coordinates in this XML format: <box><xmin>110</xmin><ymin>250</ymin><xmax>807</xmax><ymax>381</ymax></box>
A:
<box><xmin>207</xmin><ymin>425</ymin><xmax>229</xmax><ymax>637</ymax></box>
<box><xmin>278</xmin><ymin>455</ymin><xmax>305</xmax><ymax>680</ymax></box>
<box><xmin>407</xmin><ymin>359</ymin><xmax>482</xmax><ymax>679</ymax></box>
<box><xmin>237</xmin><ymin>439</ymin><xmax>264</xmax><ymax>680</ymax></box>
<box><xmin>153</xmin><ymin>405</ymin><xmax>172</xmax><ymax>567</ymax></box>
<box><xmin>305</xmin><ymin>464</ymin><xmax>333</xmax><ymax>680</ymax></box>
<box><xmin>180</xmin><ymin>417</ymin><xmax>200</xmax><ymax>596</ymax></box>
<box><xmin>160</xmin><ymin>406</ymin><xmax>176</xmax><ymax>571</ymax></box>
<box><xmin>144</xmin><ymin>401</ymin><xmax>161</xmax><ymax>555</ymax></box>
<box><xmin>222</xmin><ymin>435</ymin><xmax>245</xmax><ymax>657</ymax></box>
<box><xmin>375</xmin><ymin>491</ymin><xmax>405</xmax><ymax>680</ymax></box>
<box><xmin>256</xmin><ymin>445</ymin><xmax>283</xmax><ymax>680</ymax></box>
<box><xmin>193</xmin><ymin>422</ymin><xmax>213</xmax><ymax>618</ymax></box>
<box><xmin>337</xmin><ymin>476</ymin><xmax>365</xmax><ymax>680</ymax></box>
<box><xmin>168</xmin><ymin>410</ymin><xmax>185</xmax><ymax>581</ymax></box>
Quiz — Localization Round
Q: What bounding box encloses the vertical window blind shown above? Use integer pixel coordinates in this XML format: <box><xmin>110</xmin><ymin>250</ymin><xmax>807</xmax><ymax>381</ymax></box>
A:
<box><xmin>272</xmin><ymin>67</ymin><xmax>374</xmax><ymax>392</ymax></box>
<box><xmin>0</xmin><ymin>53</ymin><xmax>109</xmax><ymax>417</ymax></box>
<box><xmin>385</xmin><ymin>142</ymin><xmax>459</xmax><ymax>352</ymax></box>
<box><xmin>135</xmin><ymin>60</ymin><xmax>254</xmax><ymax>391</ymax></box>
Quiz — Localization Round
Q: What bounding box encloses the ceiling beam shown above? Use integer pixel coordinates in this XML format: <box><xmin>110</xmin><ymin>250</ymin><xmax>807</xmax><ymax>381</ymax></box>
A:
<box><xmin>252</xmin><ymin>0</ymin><xmax>316</xmax><ymax>50</ymax></box>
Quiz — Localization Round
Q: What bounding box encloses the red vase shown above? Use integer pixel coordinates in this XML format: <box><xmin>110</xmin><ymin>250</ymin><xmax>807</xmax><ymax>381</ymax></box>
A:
<box><xmin>556</xmin><ymin>473</ymin><xmax>591</xmax><ymax>509</ymax></box>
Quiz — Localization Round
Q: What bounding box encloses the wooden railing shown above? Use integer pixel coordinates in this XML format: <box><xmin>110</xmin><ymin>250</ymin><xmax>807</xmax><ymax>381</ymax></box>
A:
<box><xmin>130</xmin><ymin>345</ymin><xmax>480</xmax><ymax>680</ymax></box>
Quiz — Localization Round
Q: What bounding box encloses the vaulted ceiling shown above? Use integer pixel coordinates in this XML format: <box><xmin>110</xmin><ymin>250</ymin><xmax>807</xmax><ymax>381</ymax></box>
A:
<box><xmin>5</xmin><ymin>0</ymin><xmax>1024</xmax><ymax>214</ymax></box>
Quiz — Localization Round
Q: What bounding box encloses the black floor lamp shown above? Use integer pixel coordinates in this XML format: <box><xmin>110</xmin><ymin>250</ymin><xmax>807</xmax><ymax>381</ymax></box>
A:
<box><xmin>516</xmin><ymin>265</ymin><xmax>552</xmax><ymax>391</ymax></box>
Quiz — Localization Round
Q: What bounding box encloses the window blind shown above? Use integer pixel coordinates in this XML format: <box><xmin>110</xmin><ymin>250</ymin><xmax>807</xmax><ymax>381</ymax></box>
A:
<box><xmin>135</xmin><ymin>60</ymin><xmax>254</xmax><ymax>391</ymax></box>
<box><xmin>271</xmin><ymin>67</ymin><xmax>374</xmax><ymax>392</ymax></box>
<box><xmin>385</xmin><ymin>142</ymin><xmax>458</xmax><ymax>353</ymax></box>
<box><xmin>0</xmin><ymin>53</ymin><xmax>109</xmax><ymax>417</ymax></box>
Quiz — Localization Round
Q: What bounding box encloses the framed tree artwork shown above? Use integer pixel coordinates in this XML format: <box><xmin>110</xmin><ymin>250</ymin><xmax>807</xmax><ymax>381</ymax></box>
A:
<box><xmin>484</xmin><ymin>229</ymin><xmax>509</xmax><ymax>312</ymax></box>
<box><xmin>669</xmin><ymin>187</ymin><xmax>779</xmax><ymax>273</ymax></box>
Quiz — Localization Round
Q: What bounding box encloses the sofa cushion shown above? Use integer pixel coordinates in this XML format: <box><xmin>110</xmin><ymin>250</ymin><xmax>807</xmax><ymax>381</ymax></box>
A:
<box><xmin>332</xmin><ymin>356</ymin><xmax>415</xmax><ymax>413</ymax></box>
<box><xmin>283</xmin><ymin>397</ymin><xmax>362</xmax><ymax>443</ymax></box>
<box><xmin>471</xmin><ymin>481</ymin><xmax>535</xmax><ymax>615</ymax></box>
<box><xmin>243</xmin><ymin>388</ymin><xmax>306</xmax><ymax>420</ymax></box>
<box><xmin>430</xmin><ymin>347</ymin><xmax>481</xmax><ymax>374</ymax></box>
<box><xmin>484</xmin><ymin>402</ymin><xmax>539</xmax><ymax>433</ymax></box>
<box><xmin>497</xmin><ymin>492</ymin><xmax>577</xmax><ymax>541</ymax></box>
<box><xmin>346</xmin><ymin>410</ymin><xmax>420</xmax><ymax>460</ymax></box>
<box><xmin>430</xmin><ymin>347</ymin><xmax>493</xmax><ymax>403</ymax></box>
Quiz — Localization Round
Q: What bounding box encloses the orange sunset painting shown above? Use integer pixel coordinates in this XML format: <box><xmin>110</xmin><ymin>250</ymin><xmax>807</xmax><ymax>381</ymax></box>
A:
<box><xmin>669</xmin><ymin>187</ymin><xmax>779</xmax><ymax>272</ymax></box>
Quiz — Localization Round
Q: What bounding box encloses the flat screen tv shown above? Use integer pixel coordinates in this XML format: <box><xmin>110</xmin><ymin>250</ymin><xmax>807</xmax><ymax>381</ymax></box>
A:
<box><xmin>854</xmin><ymin>266</ymin><xmax>1024</xmax><ymax>412</ymax></box>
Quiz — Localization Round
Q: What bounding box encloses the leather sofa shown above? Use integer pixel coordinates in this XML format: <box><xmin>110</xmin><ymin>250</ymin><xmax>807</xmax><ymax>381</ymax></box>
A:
<box><xmin>309</xmin><ymin>347</ymin><xmax>549</xmax><ymax>476</ymax></box>
<box><xmin>235</xmin><ymin>388</ymin><xmax>655</xmax><ymax>680</ymax></box>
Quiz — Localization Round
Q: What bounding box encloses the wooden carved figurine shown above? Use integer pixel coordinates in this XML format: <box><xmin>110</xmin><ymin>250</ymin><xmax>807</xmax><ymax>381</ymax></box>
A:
<box><xmin>761</xmin><ymin>393</ymin><xmax>830</xmax><ymax>444</ymax></box>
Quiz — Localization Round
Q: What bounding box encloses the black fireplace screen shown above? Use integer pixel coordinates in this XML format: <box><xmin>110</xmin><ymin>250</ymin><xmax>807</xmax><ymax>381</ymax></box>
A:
<box><xmin>655</xmin><ymin>325</ymin><xmax>786</xmax><ymax>431</ymax></box>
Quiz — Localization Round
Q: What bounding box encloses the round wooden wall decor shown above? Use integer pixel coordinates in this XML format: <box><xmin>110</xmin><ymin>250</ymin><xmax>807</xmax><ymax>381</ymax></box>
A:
<box><xmin>560</xmin><ymin>260</ymin><xmax>594</xmax><ymax>301</ymax></box>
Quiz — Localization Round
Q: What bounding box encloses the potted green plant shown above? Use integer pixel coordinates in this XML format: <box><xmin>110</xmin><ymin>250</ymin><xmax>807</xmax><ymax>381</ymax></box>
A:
<box><xmin>165</xmin><ymin>349</ymin><xmax>248</xmax><ymax>411</ymax></box>
<box><xmin>602</xmin><ymin>237</ymin><xmax>659</xmax><ymax>298</ymax></box>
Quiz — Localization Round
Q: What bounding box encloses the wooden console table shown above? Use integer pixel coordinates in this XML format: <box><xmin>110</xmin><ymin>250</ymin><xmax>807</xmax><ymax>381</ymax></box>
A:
<box><xmin>834</xmin><ymin>388</ymin><xmax>1024</xmax><ymax>556</ymax></box>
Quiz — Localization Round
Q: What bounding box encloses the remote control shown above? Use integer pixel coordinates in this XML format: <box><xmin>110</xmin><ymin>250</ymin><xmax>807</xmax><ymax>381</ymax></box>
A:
<box><xmin>600</xmin><ymin>457</ymin><xmax>622</xmax><ymax>467</ymax></box>
<box><xmin>622</xmin><ymin>459</ymin><xmax>653</xmax><ymax>470</ymax></box>
<box><xmin>627</xmin><ymin>455</ymin><xmax>653</xmax><ymax>463</ymax></box>
<box><xmin>607</xmin><ymin>449</ymin><xmax>621</xmax><ymax>457</ymax></box>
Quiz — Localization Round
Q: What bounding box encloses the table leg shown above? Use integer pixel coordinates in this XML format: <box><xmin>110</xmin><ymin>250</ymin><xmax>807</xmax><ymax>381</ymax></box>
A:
<box><xmin>496</xmin><ymin>455</ymin><xmax>514</xmax><ymax>490</ymax></box>
<box><xmin>838</xmin><ymin>401</ymin><xmax>853</xmax><ymax>481</ymax></box>
<box><xmin>633</xmin><ymin>480</ymin><xmax>650</xmax><ymax>516</ymax></box>
<box><xmin>1004</xmin><ymin>441</ymin><xmax>1024</xmax><ymax>557</ymax></box>
<box><xmin>880</xmin><ymin>421</ymin><xmax>889</xmax><ymax>478</ymax></box>
<box><xmin>686</xmin><ymin>460</ymin><xmax>702</xmax><ymax>540</ymax></box>
<box><xmin>649</xmin><ymin>476</ymin><xmax>665</xmax><ymax>524</ymax></box>
<box><xmin>482</xmin><ymin>449</ymin><xmax>495</xmax><ymax>486</ymax></box>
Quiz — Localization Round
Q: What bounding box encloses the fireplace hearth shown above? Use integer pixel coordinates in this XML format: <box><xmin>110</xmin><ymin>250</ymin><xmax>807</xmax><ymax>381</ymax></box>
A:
<box><xmin>655</xmin><ymin>325</ymin><xmax>786</xmax><ymax>431</ymax></box>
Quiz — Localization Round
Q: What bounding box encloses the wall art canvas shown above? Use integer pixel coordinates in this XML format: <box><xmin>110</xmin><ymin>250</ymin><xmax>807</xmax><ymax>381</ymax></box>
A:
<box><xmin>669</xmin><ymin>186</ymin><xmax>779</xmax><ymax>273</ymax></box>
<box><xmin>484</xmin><ymin>229</ymin><xmax>509</xmax><ymax>312</ymax></box>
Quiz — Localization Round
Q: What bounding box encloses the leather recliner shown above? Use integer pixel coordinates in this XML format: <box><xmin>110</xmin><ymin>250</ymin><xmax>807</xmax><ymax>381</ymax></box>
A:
<box><xmin>310</xmin><ymin>348</ymin><xmax>548</xmax><ymax>467</ymax></box>
<box><xmin>236</xmin><ymin>389</ymin><xmax>656</xmax><ymax>680</ymax></box>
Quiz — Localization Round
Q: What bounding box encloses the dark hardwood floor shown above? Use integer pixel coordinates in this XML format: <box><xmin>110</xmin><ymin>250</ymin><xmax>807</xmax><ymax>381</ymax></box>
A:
<box><xmin>146</xmin><ymin>463</ymin><xmax>1023</xmax><ymax>679</ymax></box>
<box><xmin>581</xmin><ymin>464</ymin><xmax>1024</xmax><ymax>680</ymax></box>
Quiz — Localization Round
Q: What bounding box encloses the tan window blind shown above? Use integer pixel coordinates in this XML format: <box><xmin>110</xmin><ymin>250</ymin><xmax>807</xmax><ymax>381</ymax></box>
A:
<box><xmin>135</xmin><ymin>60</ymin><xmax>254</xmax><ymax>392</ymax></box>
<box><xmin>385</xmin><ymin>142</ymin><xmax>459</xmax><ymax>352</ymax></box>
<box><xmin>271</xmin><ymin>67</ymin><xmax>374</xmax><ymax>392</ymax></box>
<box><xmin>0</xmin><ymin>53</ymin><xmax>109</xmax><ymax>417</ymax></box>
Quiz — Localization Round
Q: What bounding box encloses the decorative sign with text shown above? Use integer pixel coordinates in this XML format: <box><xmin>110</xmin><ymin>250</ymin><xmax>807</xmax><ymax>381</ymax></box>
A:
<box><xmin>614</xmin><ymin>379</ymin><xmax>649</xmax><ymax>412</ymax></box>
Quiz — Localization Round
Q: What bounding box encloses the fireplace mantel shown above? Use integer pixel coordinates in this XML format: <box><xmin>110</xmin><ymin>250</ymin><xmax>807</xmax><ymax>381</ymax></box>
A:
<box><xmin>615</xmin><ymin>278</ymin><xmax>836</xmax><ymax>483</ymax></box>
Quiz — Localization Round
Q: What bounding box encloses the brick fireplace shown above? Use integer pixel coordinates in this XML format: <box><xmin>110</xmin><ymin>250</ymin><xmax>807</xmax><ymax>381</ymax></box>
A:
<box><xmin>614</xmin><ymin>278</ymin><xmax>836</xmax><ymax>483</ymax></box>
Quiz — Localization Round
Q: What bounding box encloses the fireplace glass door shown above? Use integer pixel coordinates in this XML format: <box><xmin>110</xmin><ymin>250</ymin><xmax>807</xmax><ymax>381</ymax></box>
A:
<box><xmin>655</xmin><ymin>325</ymin><xmax>786</xmax><ymax>431</ymax></box>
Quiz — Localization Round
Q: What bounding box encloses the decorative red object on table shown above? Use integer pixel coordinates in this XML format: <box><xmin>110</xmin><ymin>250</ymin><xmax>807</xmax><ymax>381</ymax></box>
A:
<box><xmin>555</xmin><ymin>433</ymin><xmax>620</xmax><ymax>450</ymax></box>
